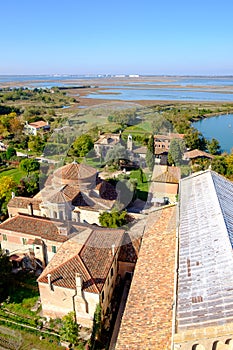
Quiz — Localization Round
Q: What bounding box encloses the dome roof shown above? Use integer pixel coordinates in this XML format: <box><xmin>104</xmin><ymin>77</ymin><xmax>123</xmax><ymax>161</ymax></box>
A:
<box><xmin>52</xmin><ymin>162</ymin><xmax>97</xmax><ymax>187</ymax></box>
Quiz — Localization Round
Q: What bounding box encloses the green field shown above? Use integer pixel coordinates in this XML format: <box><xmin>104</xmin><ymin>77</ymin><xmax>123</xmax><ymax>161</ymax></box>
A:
<box><xmin>0</xmin><ymin>168</ymin><xmax>26</xmax><ymax>183</ymax></box>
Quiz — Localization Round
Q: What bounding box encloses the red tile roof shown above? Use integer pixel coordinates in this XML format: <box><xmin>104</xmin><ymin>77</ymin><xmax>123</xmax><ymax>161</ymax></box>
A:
<box><xmin>154</xmin><ymin>133</ymin><xmax>184</xmax><ymax>140</ymax></box>
<box><xmin>0</xmin><ymin>214</ymin><xmax>71</xmax><ymax>243</ymax></box>
<box><xmin>152</xmin><ymin>165</ymin><xmax>181</xmax><ymax>183</ymax></box>
<box><xmin>53</xmin><ymin>162</ymin><xmax>97</xmax><ymax>183</ymax></box>
<box><xmin>38</xmin><ymin>228</ymin><xmax>125</xmax><ymax>293</ymax></box>
<box><xmin>29</xmin><ymin>121</ymin><xmax>49</xmax><ymax>128</ymax></box>
<box><xmin>115</xmin><ymin>206</ymin><xmax>177</xmax><ymax>349</ymax></box>
<box><xmin>184</xmin><ymin>149</ymin><xmax>214</xmax><ymax>160</ymax></box>
<box><xmin>8</xmin><ymin>197</ymin><xmax>41</xmax><ymax>210</ymax></box>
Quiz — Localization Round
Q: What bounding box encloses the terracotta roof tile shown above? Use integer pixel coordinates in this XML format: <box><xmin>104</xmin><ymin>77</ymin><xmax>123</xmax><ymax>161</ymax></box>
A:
<box><xmin>115</xmin><ymin>206</ymin><xmax>177</xmax><ymax>349</ymax></box>
<box><xmin>0</xmin><ymin>214</ymin><xmax>71</xmax><ymax>243</ymax></box>
<box><xmin>80</xmin><ymin>229</ymin><xmax>124</xmax><ymax>292</ymax></box>
<box><xmin>8</xmin><ymin>197</ymin><xmax>41</xmax><ymax>210</ymax></box>
<box><xmin>38</xmin><ymin>228</ymin><xmax>125</xmax><ymax>293</ymax></box>
<box><xmin>118</xmin><ymin>232</ymin><xmax>141</xmax><ymax>263</ymax></box>
<box><xmin>29</xmin><ymin>120</ymin><xmax>49</xmax><ymax>128</ymax></box>
<box><xmin>184</xmin><ymin>149</ymin><xmax>214</xmax><ymax>160</ymax></box>
<box><xmin>152</xmin><ymin>165</ymin><xmax>181</xmax><ymax>183</ymax></box>
<box><xmin>53</xmin><ymin>162</ymin><xmax>97</xmax><ymax>182</ymax></box>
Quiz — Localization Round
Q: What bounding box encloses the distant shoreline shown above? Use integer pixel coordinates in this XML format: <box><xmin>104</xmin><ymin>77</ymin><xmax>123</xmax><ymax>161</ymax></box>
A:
<box><xmin>1</xmin><ymin>76</ymin><xmax>233</xmax><ymax>106</ymax></box>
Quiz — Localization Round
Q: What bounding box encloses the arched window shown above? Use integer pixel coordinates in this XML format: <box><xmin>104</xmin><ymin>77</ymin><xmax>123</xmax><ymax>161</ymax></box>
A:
<box><xmin>212</xmin><ymin>341</ymin><xmax>219</xmax><ymax>350</ymax></box>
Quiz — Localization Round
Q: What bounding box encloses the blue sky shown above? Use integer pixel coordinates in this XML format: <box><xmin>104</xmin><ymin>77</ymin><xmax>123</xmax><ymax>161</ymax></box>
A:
<box><xmin>1</xmin><ymin>0</ymin><xmax>233</xmax><ymax>75</ymax></box>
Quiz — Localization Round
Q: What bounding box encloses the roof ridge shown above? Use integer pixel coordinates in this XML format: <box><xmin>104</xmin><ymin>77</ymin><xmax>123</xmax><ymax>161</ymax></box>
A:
<box><xmin>77</xmin><ymin>254</ymin><xmax>100</xmax><ymax>293</ymax></box>
<box><xmin>38</xmin><ymin>242</ymin><xmax>85</xmax><ymax>281</ymax></box>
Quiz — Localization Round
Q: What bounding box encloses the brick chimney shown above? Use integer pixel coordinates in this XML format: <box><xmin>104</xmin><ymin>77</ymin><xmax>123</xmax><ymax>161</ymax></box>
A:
<box><xmin>28</xmin><ymin>203</ymin><xmax>33</xmax><ymax>216</ymax></box>
<box><xmin>75</xmin><ymin>273</ymin><xmax>83</xmax><ymax>297</ymax></box>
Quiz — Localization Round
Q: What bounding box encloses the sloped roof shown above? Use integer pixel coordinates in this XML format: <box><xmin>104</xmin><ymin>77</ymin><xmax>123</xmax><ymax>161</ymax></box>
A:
<box><xmin>115</xmin><ymin>206</ymin><xmax>177</xmax><ymax>349</ymax></box>
<box><xmin>0</xmin><ymin>214</ymin><xmax>79</xmax><ymax>243</ymax></box>
<box><xmin>152</xmin><ymin>165</ymin><xmax>181</xmax><ymax>183</ymax></box>
<box><xmin>184</xmin><ymin>149</ymin><xmax>214</xmax><ymax>160</ymax></box>
<box><xmin>38</xmin><ymin>228</ymin><xmax>124</xmax><ymax>293</ymax></box>
<box><xmin>118</xmin><ymin>232</ymin><xmax>141</xmax><ymax>263</ymax></box>
<box><xmin>53</xmin><ymin>162</ymin><xmax>96</xmax><ymax>183</ymax></box>
<box><xmin>8</xmin><ymin>196</ymin><xmax>41</xmax><ymax>210</ymax></box>
<box><xmin>28</xmin><ymin>120</ymin><xmax>49</xmax><ymax>128</ymax></box>
<box><xmin>177</xmin><ymin>170</ymin><xmax>233</xmax><ymax>331</ymax></box>
<box><xmin>154</xmin><ymin>133</ymin><xmax>184</xmax><ymax>140</ymax></box>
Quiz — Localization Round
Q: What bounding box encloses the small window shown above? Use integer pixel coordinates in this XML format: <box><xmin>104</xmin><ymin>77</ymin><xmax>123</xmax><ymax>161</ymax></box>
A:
<box><xmin>22</xmin><ymin>238</ymin><xmax>27</xmax><ymax>245</ymax></box>
<box><xmin>101</xmin><ymin>291</ymin><xmax>104</xmax><ymax>302</ymax></box>
<box><xmin>111</xmin><ymin>268</ymin><xmax>113</xmax><ymax>277</ymax></box>
<box><xmin>52</xmin><ymin>246</ymin><xmax>57</xmax><ymax>253</ymax></box>
<box><xmin>2</xmin><ymin>234</ymin><xmax>7</xmax><ymax>241</ymax></box>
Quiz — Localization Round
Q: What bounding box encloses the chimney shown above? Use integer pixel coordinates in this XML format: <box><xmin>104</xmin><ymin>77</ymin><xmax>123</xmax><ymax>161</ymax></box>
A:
<box><xmin>75</xmin><ymin>273</ymin><xmax>83</xmax><ymax>297</ymax></box>
<box><xmin>28</xmin><ymin>203</ymin><xmax>33</xmax><ymax>216</ymax></box>
<box><xmin>11</xmin><ymin>192</ymin><xmax>15</xmax><ymax>199</ymax></box>
<box><xmin>47</xmin><ymin>274</ymin><xmax>52</xmax><ymax>291</ymax></box>
<box><xmin>58</xmin><ymin>226</ymin><xmax>68</xmax><ymax>236</ymax></box>
<box><xmin>112</xmin><ymin>244</ymin><xmax>116</xmax><ymax>256</ymax></box>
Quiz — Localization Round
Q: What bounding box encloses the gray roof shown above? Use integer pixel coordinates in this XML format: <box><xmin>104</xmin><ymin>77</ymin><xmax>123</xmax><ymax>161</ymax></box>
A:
<box><xmin>177</xmin><ymin>170</ymin><xmax>233</xmax><ymax>330</ymax></box>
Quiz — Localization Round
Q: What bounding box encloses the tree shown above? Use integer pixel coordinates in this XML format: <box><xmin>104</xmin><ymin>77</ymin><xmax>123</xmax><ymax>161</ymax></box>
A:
<box><xmin>90</xmin><ymin>304</ymin><xmax>102</xmax><ymax>346</ymax></box>
<box><xmin>28</xmin><ymin>135</ymin><xmax>45</xmax><ymax>153</ymax></box>
<box><xmin>145</xmin><ymin>135</ymin><xmax>155</xmax><ymax>171</ymax></box>
<box><xmin>20</xmin><ymin>158</ymin><xmax>40</xmax><ymax>175</ymax></box>
<box><xmin>211</xmin><ymin>156</ymin><xmax>227</xmax><ymax>175</ymax></box>
<box><xmin>6</xmin><ymin>147</ymin><xmax>16</xmax><ymax>160</ymax></box>
<box><xmin>0</xmin><ymin>176</ymin><xmax>17</xmax><ymax>214</ymax></box>
<box><xmin>99</xmin><ymin>210</ymin><xmax>127</xmax><ymax>228</ymax></box>
<box><xmin>152</xmin><ymin>115</ymin><xmax>172</xmax><ymax>134</ymax></box>
<box><xmin>72</xmin><ymin>134</ymin><xmax>94</xmax><ymax>157</ymax></box>
<box><xmin>59</xmin><ymin>312</ymin><xmax>79</xmax><ymax>345</ymax></box>
<box><xmin>19</xmin><ymin>173</ymin><xmax>40</xmax><ymax>196</ymax></box>
<box><xmin>105</xmin><ymin>144</ymin><xmax>128</xmax><ymax>166</ymax></box>
<box><xmin>207</xmin><ymin>138</ymin><xmax>221</xmax><ymax>155</ymax></box>
<box><xmin>0</xmin><ymin>249</ymin><xmax>12</xmax><ymax>301</ymax></box>
<box><xmin>107</xmin><ymin>110</ymin><xmax>137</xmax><ymax>127</ymax></box>
<box><xmin>168</xmin><ymin>138</ymin><xmax>186</xmax><ymax>165</ymax></box>
<box><xmin>184</xmin><ymin>128</ymin><xmax>207</xmax><ymax>151</ymax></box>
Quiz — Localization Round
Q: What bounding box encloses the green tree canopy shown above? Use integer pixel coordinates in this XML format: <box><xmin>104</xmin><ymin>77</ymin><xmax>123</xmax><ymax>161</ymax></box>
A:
<box><xmin>72</xmin><ymin>134</ymin><xmax>94</xmax><ymax>157</ymax></box>
<box><xmin>211</xmin><ymin>156</ymin><xmax>227</xmax><ymax>175</ymax></box>
<box><xmin>0</xmin><ymin>176</ymin><xmax>18</xmax><ymax>214</ymax></box>
<box><xmin>207</xmin><ymin>138</ymin><xmax>221</xmax><ymax>155</ymax></box>
<box><xmin>6</xmin><ymin>147</ymin><xmax>17</xmax><ymax>160</ymax></box>
<box><xmin>152</xmin><ymin>115</ymin><xmax>172</xmax><ymax>134</ymax></box>
<box><xmin>184</xmin><ymin>127</ymin><xmax>207</xmax><ymax>151</ymax></box>
<box><xmin>168</xmin><ymin>138</ymin><xmax>186</xmax><ymax>165</ymax></box>
<box><xmin>60</xmin><ymin>312</ymin><xmax>79</xmax><ymax>345</ymax></box>
<box><xmin>20</xmin><ymin>158</ymin><xmax>40</xmax><ymax>175</ymax></box>
<box><xmin>99</xmin><ymin>210</ymin><xmax>127</xmax><ymax>228</ymax></box>
<box><xmin>28</xmin><ymin>135</ymin><xmax>45</xmax><ymax>153</ymax></box>
<box><xmin>0</xmin><ymin>249</ymin><xmax>12</xmax><ymax>301</ymax></box>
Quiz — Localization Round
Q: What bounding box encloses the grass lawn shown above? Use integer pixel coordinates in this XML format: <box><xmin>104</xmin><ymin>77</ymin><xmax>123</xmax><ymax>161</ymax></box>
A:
<box><xmin>123</xmin><ymin>121</ymin><xmax>153</xmax><ymax>135</ymax></box>
<box><xmin>130</xmin><ymin>169</ymin><xmax>150</xmax><ymax>201</ymax></box>
<box><xmin>0</xmin><ymin>167</ymin><xmax>26</xmax><ymax>183</ymax></box>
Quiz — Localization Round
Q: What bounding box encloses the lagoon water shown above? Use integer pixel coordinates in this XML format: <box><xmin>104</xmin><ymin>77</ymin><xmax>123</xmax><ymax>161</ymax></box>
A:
<box><xmin>1</xmin><ymin>75</ymin><xmax>233</xmax><ymax>101</ymax></box>
<box><xmin>193</xmin><ymin>114</ymin><xmax>233</xmax><ymax>153</ymax></box>
<box><xmin>85</xmin><ymin>87</ymin><xmax>233</xmax><ymax>102</ymax></box>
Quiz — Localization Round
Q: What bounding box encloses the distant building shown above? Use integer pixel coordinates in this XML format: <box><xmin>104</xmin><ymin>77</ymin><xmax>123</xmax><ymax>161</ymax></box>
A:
<box><xmin>94</xmin><ymin>133</ymin><xmax>122</xmax><ymax>158</ymax></box>
<box><xmin>24</xmin><ymin>120</ymin><xmax>50</xmax><ymax>136</ymax></box>
<box><xmin>154</xmin><ymin>133</ymin><xmax>185</xmax><ymax>165</ymax></box>
<box><xmin>183</xmin><ymin>148</ymin><xmax>214</xmax><ymax>162</ymax></box>
<box><xmin>149</xmin><ymin>165</ymin><xmax>181</xmax><ymax>205</ymax></box>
